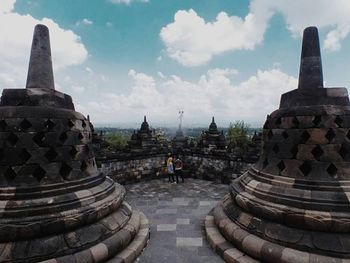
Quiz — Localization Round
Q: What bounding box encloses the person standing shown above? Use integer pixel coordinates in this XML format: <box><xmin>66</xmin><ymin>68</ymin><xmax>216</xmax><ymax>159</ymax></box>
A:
<box><xmin>167</xmin><ymin>156</ymin><xmax>175</xmax><ymax>183</ymax></box>
<box><xmin>174</xmin><ymin>156</ymin><xmax>184</xmax><ymax>183</ymax></box>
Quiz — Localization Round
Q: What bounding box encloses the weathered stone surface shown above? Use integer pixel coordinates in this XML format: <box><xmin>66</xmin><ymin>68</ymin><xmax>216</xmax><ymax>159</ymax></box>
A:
<box><xmin>26</xmin><ymin>24</ymin><xmax>55</xmax><ymax>90</ymax></box>
<box><xmin>207</xmin><ymin>26</ymin><xmax>350</xmax><ymax>262</ymax></box>
<box><xmin>0</xmin><ymin>24</ymin><xmax>149</xmax><ymax>262</ymax></box>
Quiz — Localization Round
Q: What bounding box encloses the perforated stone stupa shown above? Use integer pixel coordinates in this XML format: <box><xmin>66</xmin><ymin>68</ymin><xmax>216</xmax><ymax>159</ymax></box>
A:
<box><xmin>205</xmin><ymin>26</ymin><xmax>350</xmax><ymax>262</ymax></box>
<box><xmin>0</xmin><ymin>24</ymin><xmax>149</xmax><ymax>263</ymax></box>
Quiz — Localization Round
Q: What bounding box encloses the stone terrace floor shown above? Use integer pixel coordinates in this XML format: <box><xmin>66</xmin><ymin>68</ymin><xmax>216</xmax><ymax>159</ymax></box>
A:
<box><xmin>123</xmin><ymin>178</ymin><xmax>228</xmax><ymax>263</ymax></box>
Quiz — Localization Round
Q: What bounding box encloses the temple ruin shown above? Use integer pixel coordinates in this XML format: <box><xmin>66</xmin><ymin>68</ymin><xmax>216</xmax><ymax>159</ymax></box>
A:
<box><xmin>0</xmin><ymin>24</ymin><xmax>149</xmax><ymax>263</ymax></box>
<box><xmin>205</xmin><ymin>26</ymin><xmax>350</xmax><ymax>262</ymax></box>
<box><xmin>0</xmin><ymin>22</ymin><xmax>348</xmax><ymax>263</ymax></box>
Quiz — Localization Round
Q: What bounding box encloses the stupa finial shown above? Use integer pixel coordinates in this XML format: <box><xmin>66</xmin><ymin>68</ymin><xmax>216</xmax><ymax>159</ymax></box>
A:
<box><xmin>26</xmin><ymin>24</ymin><xmax>55</xmax><ymax>90</ymax></box>
<box><xmin>298</xmin><ymin>26</ymin><xmax>323</xmax><ymax>89</ymax></box>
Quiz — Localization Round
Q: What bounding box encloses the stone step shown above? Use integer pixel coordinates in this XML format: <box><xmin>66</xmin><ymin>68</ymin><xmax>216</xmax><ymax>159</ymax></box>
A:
<box><xmin>205</xmin><ymin>213</ymin><xmax>258</xmax><ymax>263</ymax></box>
<box><xmin>107</xmin><ymin>211</ymin><xmax>150</xmax><ymax>263</ymax></box>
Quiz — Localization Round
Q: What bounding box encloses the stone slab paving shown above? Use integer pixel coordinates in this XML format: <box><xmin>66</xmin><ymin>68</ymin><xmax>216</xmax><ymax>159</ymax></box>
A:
<box><xmin>124</xmin><ymin>178</ymin><xmax>228</xmax><ymax>263</ymax></box>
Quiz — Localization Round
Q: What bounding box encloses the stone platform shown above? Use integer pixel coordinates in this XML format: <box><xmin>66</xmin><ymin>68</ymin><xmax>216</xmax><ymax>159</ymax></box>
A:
<box><xmin>114</xmin><ymin>178</ymin><xmax>228</xmax><ymax>263</ymax></box>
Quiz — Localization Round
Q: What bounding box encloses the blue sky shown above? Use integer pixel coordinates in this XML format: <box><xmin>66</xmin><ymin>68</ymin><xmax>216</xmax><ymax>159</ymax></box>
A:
<box><xmin>1</xmin><ymin>0</ymin><xmax>350</xmax><ymax>127</ymax></box>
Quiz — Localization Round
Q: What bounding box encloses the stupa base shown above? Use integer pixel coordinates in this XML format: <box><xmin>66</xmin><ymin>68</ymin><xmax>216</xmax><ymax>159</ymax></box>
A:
<box><xmin>0</xmin><ymin>203</ymin><xmax>149</xmax><ymax>263</ymax></box>
<box><xmin>205</xmin><ymin>194</ymin><xmax>349</xmax><ymax>263</ymax></box>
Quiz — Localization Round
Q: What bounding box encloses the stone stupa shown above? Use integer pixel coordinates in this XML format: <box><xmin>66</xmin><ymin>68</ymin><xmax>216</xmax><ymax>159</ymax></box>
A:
<box><xmin>206</xmin><ymin>26</ymin><xmax>350</xmax><ymax>262</ymax></box>
<box><xmin>0</xmin><ymin>24</ymin><xmax>149</xmax><ymax>263</ymax></box>
<box><xmin>128</xmin><ymin>116</ymin><xmax>160</xmax><ymax>150</ymax></box>
<box><xmin>198</xmin><ymin>117</ymin><xmax>226</xmax><ymax>150</ymax></box>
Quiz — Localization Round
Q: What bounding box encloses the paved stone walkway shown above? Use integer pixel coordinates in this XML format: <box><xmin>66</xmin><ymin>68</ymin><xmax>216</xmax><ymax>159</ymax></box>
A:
<box><xmin>124</xmin><ymin>178</ymin><xmax>228</xmax><ymax>263</ymax></box>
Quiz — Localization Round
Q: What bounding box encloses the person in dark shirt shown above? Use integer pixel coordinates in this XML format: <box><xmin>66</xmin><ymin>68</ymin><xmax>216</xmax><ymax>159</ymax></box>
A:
<box><xmin>174</xmin><ymin>156</ymin><xmax>184</xmax><ymax>183</ymax></box>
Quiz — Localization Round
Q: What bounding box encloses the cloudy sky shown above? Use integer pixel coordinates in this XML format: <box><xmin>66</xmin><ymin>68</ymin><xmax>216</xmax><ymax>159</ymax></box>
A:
<box><xmin>1</xmin><ymin>0</ymin><xmax>350</xmax><ymax>128</ymax></box>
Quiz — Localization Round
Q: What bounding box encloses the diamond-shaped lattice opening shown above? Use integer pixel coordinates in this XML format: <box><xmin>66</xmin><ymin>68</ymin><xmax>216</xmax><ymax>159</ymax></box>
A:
<box><xmin>282</xmin><ymin>131</ymin><xmax>289</xmax><ymax>139</ymax></box>
<box><xmin>70</xmin><ymin>146</ymin><xmax>78</xmax><ymax>157</ymax></box>
<box><xmin>59</xmin><ymin>132</ymin><xmax>68</xmax><ymax>143</ymax></box>
<box><xmin>263</xmin><ymin>158</ymin><xmax>269</xmax><ymax>168</ymax></box>
<box><xmin>60</xmin><ymin>162</ymin><xmax>72</xmax><ymax>180</ymax></box>
<box><xmin>4</xmin><ymin>167</ymin><xmax>16</xmax><ymax>182</ymax></box>
<box><xmin>311</xmin><ymin>145</ymin><xmax>324</xmax><ymax>160</ymax></box>
<box><xmin>92</xmin><ymin>160</ymin><xmax>96</xmax><ymax>167</ymax></box>
<box><xmin>68</xmin><ymin>119</ymin><xmax>75</xmax><ymax>129</ymax></box>
<box><xmin>7</xmin><ymin>133</ymin><xmax>19</xmax><ymax>146</ymax></box>
<box><xmin>267</xmin><ymin>130</ymin><xmax>273</xmax><ymax>139</ymax></box>
<box><xmin>45</xmin><ymin>119</ymin><xmax>55</xmax><ymax>131</ymax></box>
<box><xmin>275</xmin><ymin>117</ymin><xmax>282</xmax><ymax>127</ymax></box>
<box><xmin>327</xmin><ymin>163</ymin><xmax>338</xmax><ymax>177</ymax></box>
<box><xmin>78</xmin><ymin>132</ymin><xmax>84</xmax><ymax>141</ymax></box>
<box><xmin>19</xmin><ymin>149</ymin><xmax>31</xmax><ymax>163</ymax></box>
<box><xmin>290</xmin><ymin>145</ymin><xmax>298</xmax><ymax>158</ymax></box>
<box><xmin>313</xmin><ymin>115</ymin><xmax>322</xmax><ymax>127</ymax></box>
<box><xmin>272</xmin><ymin>144</ymin><xmax>279</xmax><ymax>154</ymax></box>
<box><xmin>339</xmin><ymin>144</ymin><xmax>348</xmax><ymax>159</ymax></box>
<box><xmin>277</xmin><ymin>161</ymin><xmax>285</xmax><ymax>171</ymax></box>
<box><xmin>299</xmin><ymin>161</ymin><xmax>312</xmax><ymax>176</ymax></box>
<box><xmin>334</xmin><ymin>116</ymin><xmax>343</xmax><ymax>128</ymax></box>
<box><xmin>325</xmin><ymin>129</ymin><xmax>335</xmax><ymax>142</ymax></box>
<box><xmin>80</xmin><ymin>160</ymin><xmax>88</xmax><ymax>171</ymax></box>
<box><xmin>32</xmin><ymin>166</ymin><xmax>46</xmax><ymax>182</ymax></box>
<box><xmin>45</xmin><ymin>148</ymin><xmax>58</xmax><ymax>161</ymax></box>
<box><xmin>0</xmin><ymin>149</ymin><xmax>4</xmax><ymax>161</ymax></box>
<box><xmin>300</xmin><ymin>130</ymin><xmax>310</xmax><ymax>143</ymax></box>
<box><xmin>292</xmin><ymin>117</ymin><xmax>299</xmax><ymax>128</ymax></box>
<box><xmin>347</xmin><ymin>131</ymin><xmax>350</xmax><ymax>141</ymax></box>
<box><xmin>82</xmin><ymin>120</ymin><xmax>87</xmax><ymax>128</ymax></box>
<box><xmin>33</xmin><ymin>132</ymin><xmax>45</xmax><ymax>146</ymax></box>
<box><xmin>20</xmin><ymin>119</ymin><xmax>32</xmax><ymax>131</ymax></box>
<box><xmin>0</xmin><ymin>120</ymin><xmax>7</xmax><ymax>131</ymax></box>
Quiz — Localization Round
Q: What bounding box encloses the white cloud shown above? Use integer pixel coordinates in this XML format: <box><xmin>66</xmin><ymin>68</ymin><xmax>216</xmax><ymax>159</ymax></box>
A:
<box><xmin>157</xmin><ymin>71</ymin><xmax>166</xmax><ymax>79</ymax></box>
<box><xmin>100</xmin><ymin>74</ymin><xmax>108</xmax><ymax>82</ymax></box>
<box><xmin>76</xmin><ymin>18</ymin><xmax>93</xmax><ymax>26</ymax></box>
<box><xmin>160</xmin><ymin>9</ymin><xmax>268</xmax><ymax>67</ymax></box>
<box><xmin>0</xmin><ymin>0</ymin><xmax>15</xmax><ymax>14</ymax></box>
<box><xmin>71</xmin><ymin>85</ymin><xmax>86</xmax><ymax>93</ymax></box>
<box><xmin>207</xmin><ymin>68</ymin><xmax>238</xmax><ymax>77</ymax></box>
<box><xmin>161</xmin><ymin>0</ymin><xmax>350</xmax><ymax>66</ymax></box>
<box><xmin>86</xmin><ymin>67</ymin><xmax>93</xmax><ymax>74</ymax></box>
<box><xmin>106</xmin><ymin>21</ymin><xmax>113</xmax><ymax>27</ymax></box>
<box><xmin>83</xmin><ymin>67</ymin><xmax>297</xmax><ymax>126</ymax></box>
<box><xmin>0</xmin><ymin>73</ymin><xmax>15</xmax><ymax>86</ymax></box>
<box><xmin>108</xmin><ymin>0</ymin><xmax>149</xmax><ymax>5</ymax></box>
<box><xmin>324</xmin><ymin>24</ymin><xmax>350</xmax><ymax>51</ymax></box>
<box><xmin>0</xmin><ymin>0</ymin><xmax>88</xmax><ymax>88</ymax></box>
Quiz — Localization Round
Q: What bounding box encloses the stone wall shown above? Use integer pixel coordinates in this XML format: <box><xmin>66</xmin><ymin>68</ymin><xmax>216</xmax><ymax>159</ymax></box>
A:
<box><xmin>182</xmin><ymin>149</ymin><xmax>252</xmax><ymax>183</ymax></box>
<box><xmin>97</xmin><ymin>151</ymin><xmax>167</xmax><ymax>184</ymax></box>
<box><xmin>97</xmin><ymin>147</ymin><xmax>254</xmax><ymax>184</ymax></box>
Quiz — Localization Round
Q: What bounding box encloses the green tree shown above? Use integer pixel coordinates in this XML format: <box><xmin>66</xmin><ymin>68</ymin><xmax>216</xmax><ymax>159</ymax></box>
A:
<box><xmin>227</xmin><ymin>121</ymin><xmax>250</xmax><ymax>154</ymax></box>
<box><xmin>105</xmin><ymin>132</ymin><xmax>129</xmax><ymax>150</ymax></box>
